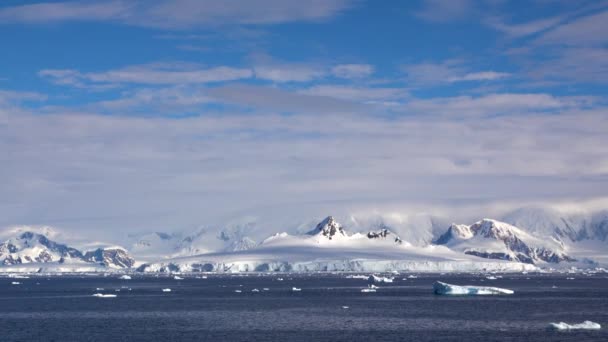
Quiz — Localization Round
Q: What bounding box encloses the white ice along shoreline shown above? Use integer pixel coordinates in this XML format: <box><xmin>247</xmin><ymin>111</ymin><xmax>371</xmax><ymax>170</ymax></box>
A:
<box><xmin>548</xmin><ymin>321</ymin><xmax>601</xmax><ymax>330</ymax></box>
<box><xmin>1</xmin><ymin>212</ymin><xmax>607</xmax><ymax>274</ymax></box>
<box><xmin>433</xmin><ymin>281</ymin><xmax>514</xmax><ymax>295</ymax></box>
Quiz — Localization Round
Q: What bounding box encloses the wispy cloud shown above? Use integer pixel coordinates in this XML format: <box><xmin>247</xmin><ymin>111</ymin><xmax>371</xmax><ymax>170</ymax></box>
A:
<box><xmin>40</xmin><ymin>63</ymin><xmax>254</xmax><ymax>88</ymax></box>
<box><xmin>299</xmin><ymin>85</ymin><xmax>408</xmax><ymax>103</ymax></box>
<box><xmin>402</xmin><ymin>60</ymin><xmax>509</xmax><ymax>86</ymax></box>
<box><xmin>448</xmin><ymin>71</ymin><xmax>510</xmax><ymax>82</ymax></box>
<box><xmin>0</xmin><ymin>0</ymin><xmax>356</xmax><ymax>29</ymax></box>
<box><xmin>331</xmin><ymin>64</ymin><xmax>374</xmax><ymax>79</ymax></box>
<box><xmin>414</xmin><ymin>0</ymin><xmax>473</xmax><ymax>22</ymax></box>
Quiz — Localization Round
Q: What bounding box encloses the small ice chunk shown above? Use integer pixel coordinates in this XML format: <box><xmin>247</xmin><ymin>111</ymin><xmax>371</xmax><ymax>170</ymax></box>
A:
<box><xmin>174</xmin><ymin>276</ymin><xmax>184</xmax><ymax>280</ymax></box>
<box><xmin>162</xmin><ymin>288</ymin><xmax>172</xmax><ymax>292</ymax></box>
<box><xmin>96</xmin><ymin>288</ymin><xmax>104</xmax><ymax>291</ymax></box>
<box><xmin>92</xmin><ymin>293</ymin><xmax>117</xmax><ymax>298</ymax></box>
<box><xmin>292</xmin><ymin>287</ymin><xmax>301</xmax><ymax>292</ymax></box>
<box><xmin>251</xmin><ymin>288</ymin><xmax>260</xmax><ymax>292</ymax></box>
<box><xmin>119</xmin><ymin>275</ymin><xmax>131</xmax><ymax>280</ymax></box>
<box><xmin>548</xmin><ymin>321</ymin><xmax>601</xmax><ymax>330</ymax></box>
<box><xmin>433</xmin><ymin>281</ymin><xmax>514</xmax><ymax>295</ymax></box>
<box><xmin>342</xmin><ymin>306</ymin><xmax>349</xmax><ymax>309</ymax></box>
<box><xmin>11</xmin><ymin>281</ymin><xmax>20</xmax><ymax>285</ymax></box>
<box><xmin>361</xmin><ymin>288</ymin><xmax>376</xmax><ymax>293</ymax></box>
<box><xmin>408</xmin><ymin>275</ymin><xmax>418</xmax><ymax>279</ymax></box>
<box><xmin>234</xmin><ymin>290</ymin><xmax>242</xmax><ymax>293</ymax></box>
<box><xmin>368</xmin><ymin>275</ymin><xmax>393</xmax><ymax>284</ymax></box>
<box><xmin>486</xmin><ymin>276</ymin><xmax>497</xmax><ymax>280</ymax></box>
<box><xmin>277</xmin><ymin>278</ymin><xmax>284</xmax><ymax>281</ymax></box>
<box><xmin>262</xmin><ymin>288</ymin><xmax>270</xmax><ymax>291</ymax></box>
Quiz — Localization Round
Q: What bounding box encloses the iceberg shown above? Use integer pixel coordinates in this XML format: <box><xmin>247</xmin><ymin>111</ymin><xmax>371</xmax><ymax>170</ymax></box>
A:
<box><xmin>234</xmin><ymin>289</ymin><xmax>242</xmax><ymax>293</ymax></box>
<box><xmin>292</xmin><ymin>287</ymin><xmax>301</xmax><ymax>292</ymax></box>
<box><xmin>433</xmin><ymin>281</ymin><xmax>514</xmax><ymax>295</ymax></box>
<box><xmin>11</xmin><ymin>281</ymin><xmax>20</xmax><ymax>285</ymax></box>
<box><xmin>548</xmin><ymin>321</ymin><xmax>601</xmax><ymax>330</ymax></box>
<box><xmin>162</xmin><ymin>288</ymin><xmax>171</xmax><ymax>292</ymax></box>
<box><xmin>92</xmin><ymin>293</ymin><xmax>117</xmax><ymax>298</ymax></box>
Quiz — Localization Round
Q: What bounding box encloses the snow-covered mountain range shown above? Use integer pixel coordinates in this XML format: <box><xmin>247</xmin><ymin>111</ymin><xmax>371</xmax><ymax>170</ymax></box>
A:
<box><xmin>1</xmin><ymin>207</ymin><xmax>607</xmax><ymax>273</ymax></box>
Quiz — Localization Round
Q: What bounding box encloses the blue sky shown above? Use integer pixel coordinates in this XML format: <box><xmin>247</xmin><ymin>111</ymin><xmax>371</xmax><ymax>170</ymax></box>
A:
<box><xmin>0</xmin><ymin>0</ymin><xmax>607</xmax><ymax>232</ymax></box>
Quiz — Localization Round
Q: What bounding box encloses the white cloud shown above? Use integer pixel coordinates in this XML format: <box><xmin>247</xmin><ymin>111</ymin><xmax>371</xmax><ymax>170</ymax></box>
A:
<box><xmin>403</xmin><ymin>60</ymin><xmax>509</xmax><ymax>86</ymax></box>
<box><xmin>2</xmin><ymin>96</ymin><xmax>607</xmax><ymax>231</ymax></box>
<box><xmin>448</xmin><ymin>71</ymin><xmax>510</xmax><ymax>82</ymax></box>
<box><xmin>0</xmin><ymin>0</ymin><xmax>355</xmax><ymax>29</ymax></box>
<box><xmin>299</xmin><ymin>85</ymin><xmax>408</xmax><ymax>102</ymax></box>
<box><xmin>331</xmin><ymin>64</ymin><xmax>374</xmax><ymax>79</ymax></box>
<box><xmin>40</xmin><ymin>63</ymin><xmax>253</xmax><ymax>87</ymax></box>
<box><xmin>253</xmin><ymin>65</ymin><xmax>325</xmax><ymax>82</ymax></box>
<box><xmin>403</xmin><ymin>93</ymin><xmax>592</xmax><ymax>117</ymax></box>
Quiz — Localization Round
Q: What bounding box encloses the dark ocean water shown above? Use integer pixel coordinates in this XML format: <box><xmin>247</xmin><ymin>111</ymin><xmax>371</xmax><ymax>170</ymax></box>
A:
<box><xmin>0</xmin><ymin>273</ymin><xmax>607</xmax><ymax>342</ymax></box>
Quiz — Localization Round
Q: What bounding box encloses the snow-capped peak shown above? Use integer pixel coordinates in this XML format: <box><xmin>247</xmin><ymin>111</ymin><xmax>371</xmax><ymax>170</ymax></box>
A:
<box><xmin>308</xmin><ymin>216</ymin><xmax>347</xmax><ymax>240</ymax></box>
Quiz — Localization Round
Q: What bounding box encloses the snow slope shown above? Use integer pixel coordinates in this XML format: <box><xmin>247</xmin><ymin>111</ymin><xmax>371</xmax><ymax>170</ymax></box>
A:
<box><xmin>435</xmin><ymin>219</ymin><xmax>573</xmax><ymax>264</ymax></box>
<box><xmin>137</xmin><ymin>217</ymin><xmax>536</xmax><ymax>273</ymax></box>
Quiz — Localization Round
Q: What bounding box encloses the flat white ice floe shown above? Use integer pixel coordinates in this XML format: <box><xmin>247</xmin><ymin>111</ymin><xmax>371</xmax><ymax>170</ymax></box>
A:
<box><xmin>11</xmin><ymin>281</ymin><xmax>20</xmax><ymax>285</ymax></box>
<box><xmin>162</xmin><ymin>288</ymin><xmax>171</xmax><ymax>292</ymax></box>
<box><xmin>292</xmin><ymin>287</ymin><xmax>301</xmax><ymax>292</ymax></box>
<box><xmin>433</xmin><ymin>281</ymin><xmax>514</xmax><ymax>295</ymax></box>
<box><xmin>174</xmin><ymin>276</ymin><xmax>184</xmax><ymax>280</ymax></box>
<box><xmin>361</xmin><ymin>288</ymin><xmax>376</xmax><ymax>293</ymax></box>
<box><xmin>119</xmin><ymin>275</ymin><xmax>131</xmax><ymax>280</ymax></box>
<box><xmin>92</xmin><ymin>293</ymin><xmax>117</xmax><ymax>298</ymax></box>
<box><xmin>548</xmin><ymin>321</ymin><xmax>601</xmax><ymax>330</ymax></box>
<box><xmin>234</xmin><ymin>290</ymin><xmax>242</xmax><ymax>293</ymax></box>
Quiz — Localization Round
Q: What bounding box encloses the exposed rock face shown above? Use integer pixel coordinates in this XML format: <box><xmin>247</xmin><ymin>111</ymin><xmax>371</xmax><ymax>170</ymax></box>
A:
<box><xmin>436</xmin><ymin>219</ymin><xmax>575</xmax><ymax>264</ymax></box>
<box><xmin>367</xmin><ymin>228</ymin><xmax>403</xmax><ymax>244</ymax></box>
<box><xmin>0</xmin><ymin>232</ymin><xmax>83</xmax><ymax>265</ymax></box>
<box><xmin>0</xmin><ymin>231</ymin><xmax>135</xmax><ymax>268</ymax></box>
<box><xmin>83</xmin><ymin>247</ymin><xmax>135</xmax><ymax>268</ymax></box>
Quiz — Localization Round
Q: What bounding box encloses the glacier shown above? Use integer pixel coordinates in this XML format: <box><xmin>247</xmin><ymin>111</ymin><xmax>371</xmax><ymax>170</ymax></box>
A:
<box><xmin>433</xmin><ymin>281</ymin><xmax>514</xmax><ymax>295</ymax></box>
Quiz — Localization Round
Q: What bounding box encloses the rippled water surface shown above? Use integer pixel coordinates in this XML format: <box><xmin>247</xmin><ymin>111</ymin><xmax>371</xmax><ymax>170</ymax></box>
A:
<box><xmin>1</xmin><ymin>273</ymin><xmax>607</xmax><ymax>341</ymax></box>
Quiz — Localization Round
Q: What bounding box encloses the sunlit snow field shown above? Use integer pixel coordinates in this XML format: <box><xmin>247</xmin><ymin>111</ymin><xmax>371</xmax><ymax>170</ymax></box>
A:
<box><xmin>1</xmin><ymin>273</ymin><xmax>607</xmax><ymax>341</ymax></box>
